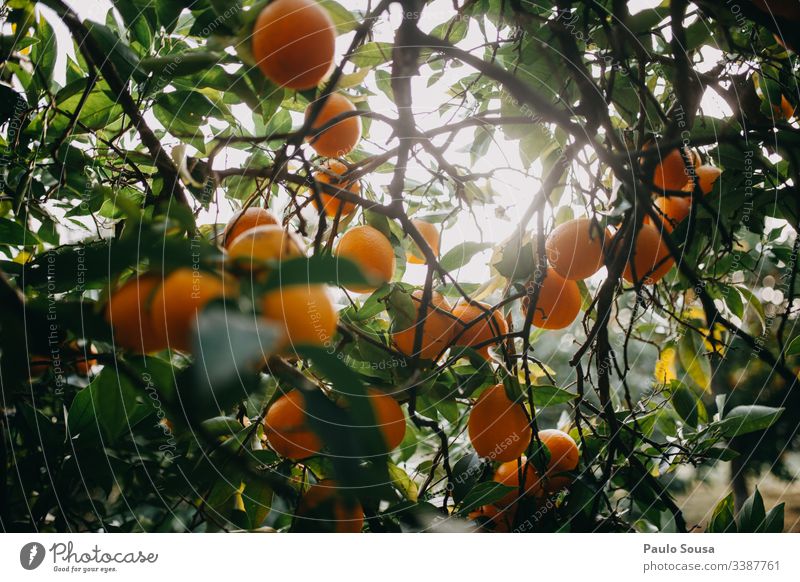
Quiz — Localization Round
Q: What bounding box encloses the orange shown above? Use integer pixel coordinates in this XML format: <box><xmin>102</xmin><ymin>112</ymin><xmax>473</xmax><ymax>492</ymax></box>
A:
<box><xmin>615</xmin><ymin>223</ymin><xmax>675</xmax><ymax>285</ymax></box>
<box><xmin>407</xmin><ymin>219</ymin><xmax>441</xmax><ymax>265</ymax></box>
<box><xmin>364</xmin><ymin>388</ymin><xmax>406</xmax><ymax>452</ymax></box>
<box><xmin>693</xmin><ymin>165</ymin><xmax>722</xmax><ymax>195</ymax></box>
<box><xmin>522</xmin><ymin>267</ymin><xmax>582</xmax><ymax>330</ymax></box>
<box><xmin>644</xmin><ymin>144</ymin><xmax>697</xmax><ymax>192</ymax></box>
<box><xmin>105</xmin><ymin>274</ymin><xmax>168</xmax><ymax>353</ymax></box>
<box><xmin>392</xmin><ymin>290</ymin><xmax>455</xmax><ymax>361</ymax></box>
<box><xmin>773</xmin><ymin>95</ymin><xmax>795</xmax><ymax>121</ymax></box>
<box><xmin>251</xmin><ymin>0</ymin><xmax>335</xmax><ymax>90</ymax></box>
<box><xmin>222</xmin><ymin>207</ymin><xmax>278</xmax><ymax>248</ymax></box>
<box><xmin>312</xmin><ymin>160</ymin><xmax>359</xmax><ymax>217</ymax></box>
<box><xmin>334</xmin><ymin>225</ymin><xmax>395</xmax><ymax>293</ymax></box>
<box><xmin>261</xmin><ymin>284</ymin><xmax>338</xmax><ymax>351</ymax></box>
<box><xmin>296</xmin><ymin>479</ymin><xmax>364</xmax><ymax>532</ymax></box>
<box><xmin>468</xmin><ymin>384</ymin><xmax>531</xmax><ymax>462</ymax></box>
<box><xmin>226</xmin><ymin>225</ymin><xmax>304</xmax><ymax>271</ymax></box>
<box><xmin>29</xmin><ymin>355</ymin><xmax>52</xmax><ymax>379</ymax></box>
<box><xmin>537</xmin><ymin>428</ymin><xmax>580</xmax><ymax>494</ymax></box>
<box><xmin>305</xmin><ymin>93</ymin><xmax>362</xmax><ymax>158</ymax></box>
<box><xmin>468</xmin><ymin>504</ymin><xmax>517</xmax><ymax>532</ymax></box>
<box><xmin>494</xmin><ymin>458</ymin><xmax>542</xmax><ymax>505</ymax></box>
<box><xmin>450</xmin><ymin>300</ymin><xmax>508</xmax><ymax>359</ymax></box>
<box><xmin>150</xmin><ymin>268</ymin><xmax>231</xmax><ymax>353</ymax></box>
<box><xmin>264</xmin><ymin>390</ymin><xmax>322</xmax><ymax>460</ymax></box>
<box><xmin>647</xmin><ymin>195</ymin><xmax>691</xmax><ymax>233</ymax></box>
<box><xmin>545</xmin><ymin>218</ymin><xmax>608</xmax><ymax>280</ymax></box>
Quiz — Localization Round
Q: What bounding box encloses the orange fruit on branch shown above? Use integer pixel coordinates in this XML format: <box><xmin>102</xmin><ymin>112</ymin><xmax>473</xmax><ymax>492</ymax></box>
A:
<box><xmin>150</xmin><ymin>268</ymin><xmax>232</xmax><ymax>353</ymax></box>
<box><xmin>305</xmin><ymin>93</ymin><xmax>362</xmax><ymax>158</ymax></box>
<box><xmin>334</xmin><ymin>225</ymin><xmax>395</xmax><ymax>293</ymax></box>
<box><xmin>312</xmin><ymin>160</ymin><xmax>359</xmax><ymax>217</ymax></box>
<box><xmin>363</xmin><ymin>388</ymin><xmax>406</xmax><ymax>452</ymax></box>
<box><xmin>545</xmin><ymin>217</ymin><xmax>608</xmax><ymax>280</ymax></box>
<box><xmin>261</xmin><ymin>284</ymin><xmax>338</xmax><ymax>351</ymax></box>
<box><xmin>693</xmin><ymin>165</ymin><xmax>722</xmax><ymax>195</ymax></box>
<box><xmin>251</xmin><ymin>0</ymin><xmax>335</xmax><ymax>90</ymax></box>
<box><xmin>226</xmin><ymin>225</ymin><xmax>304</xmax><ymax>271</ymax></box>
<box><xmin>222</xmin><ymin>207</ymin><xmax>278</xmax><ymax>248</ymax></box>
<box><xmin>450</xmin><ymin>300</ymin><xmax>508</xmax><ymax>359</ymax></box>
<box><xmin>536</xmin><ymin>428</ymin><xmax>580</xmax><ymax>494</ymax></box>
<box><xmin>614</xmin><ymin>223</ymin><xmax>675</xmax><ymax>285</ymax></box>
<box><xmin>407</xmin><ymin>219</ymin><xmax>441</xmax><ymax>265</ymax></box>
<box><xmin>643</xmin><ymin>143</ymin><xmax>698</xmax><ymax>192</ymax></box>
<box><xmin>493</xmin><ymin>457</ymin><xmax>542</xmax><ymax>505</ymax></box>
<box><xmin>468</xmin><ymin>384</ymin><xmax>531</xmax><ymax>462</ymax></box>
<box><xmin>647</xmin><ymin>195</ymin><xmax>691</xmax><ymax>233</ymax></box>
<box><xmin>105</xmin><ymin>274</ymin><xmax>168</xmax><ymax>353</ymax></box>
<box><xmin>264</xmin><ymin>390</ymin><xmax>323</xmax><ymax>460</ymax></box>
<box><xmin>392</xmin><ymin>290</ymin><xmax>455</xmax><ymax>361</ymax></box>
<box><xmin>296</xmin><ymin>479</ymin><xmax>364</xmax><ymax>533</ymax></box>
<box><xmin>522</xmin><ymin>267</ymin><xmax>582</xmax><ymax>330</ymax></box>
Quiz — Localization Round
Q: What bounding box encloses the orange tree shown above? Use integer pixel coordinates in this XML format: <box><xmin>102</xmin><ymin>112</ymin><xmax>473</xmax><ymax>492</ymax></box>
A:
<box><xmin>0</xmin><ymin>0</ymin><xmax>798</xmax><ymax>533</ymax></box>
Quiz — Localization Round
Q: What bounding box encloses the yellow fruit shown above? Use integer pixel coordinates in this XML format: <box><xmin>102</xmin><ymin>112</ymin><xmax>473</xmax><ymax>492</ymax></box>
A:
<box><xmin>305</xmin><ymin>93</ymin><xmax>362</xmax><ymax>158</ymax></box>
<box><xmin>222</xmin><ymin>207</ymin><xmax>279</xmax><ymax>248</ymax></box>
<box><xmin>522</xmin><ymin>267</ymin><xmax>582</xmax><ymax>330</ymax></box>
<box><xmin>468</xmin><ymin>384</ymin><xmax>531</xmax><ymax>462</ymax></box>
<box><xmin>545</xmin><ymin>218</ymin><xmax>608</xmax><ymax>280</ymax></box>
<box><xmin>251</xmin><ymin>0</ymin><xmax>335</xmax><ymax>90</ymax></box>
<box><xmin>150</xmin><ymin>268</ymin><xmax>231</xmax><ymax>352</ymax></box>
<box><xmin>262</xmin><ymin>284</ymin><xmax>338</xmax><ymax>351</ymax></box>
<box><xmin>407</xmin><ymin>219</ymin><xmax>441</xmax><ymax>264</ymax></box>
<box><xmin>334</xmin><ymin>225</ymin><xmax>395</xmax><ymax>293</ymax></box>
<box><xmin>312</xmin><ymin>160</ymin><xmax>359</xmax><ymax>217</ymax></box>
<box><xmin>105</xmin><ymin>274</ymin><xmax>168</xmax><ymax>353</ymax></box>
<box><xmin>450</xmin><ymin>301</ymin><xmax>508</xmax><ymax>359</ymax></box>
<box><xmin>226</xmin><ymin>225</ymin><xmax>304</xmax><ymax>271</ymax></box>
<box><xmin>264</xmin><ymin>390</ymin><xmax>322</xmax><ymax>460</ymax></box>
<box><xmin>392</xmin><ymin>290</ymin><xmax>455</xmax><ymax>361</ymax></box>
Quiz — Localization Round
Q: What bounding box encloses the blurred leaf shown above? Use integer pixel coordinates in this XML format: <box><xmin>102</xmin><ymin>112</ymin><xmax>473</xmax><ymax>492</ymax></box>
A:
<box><xmin>717</xmin><ymin>405</ymin><xmax>784</xmax><ymax>438</ymax></box>
<box><xmin>706</xmin><ymin>492</ymin><xmax>736</xmax><ymax>533</ymax></box>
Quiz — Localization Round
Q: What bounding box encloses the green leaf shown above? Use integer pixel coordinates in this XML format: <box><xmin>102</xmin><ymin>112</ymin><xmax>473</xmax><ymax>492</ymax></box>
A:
<box><xmin>319</xmin><ymin>0</ymin><xmax>360</xmax><ymax>33</ymax></box>
<box><xmin>668</xmin><ymin>380</ymin><xmax>706</xmax><ymax>428</ymax></box>
<box><xmin>350</xmin><ymin>42</ymin><xmax>393</xmax><ymax>68</ymax></box>
<box><xmin>738</xmin><ymin>488</ymin><xmax>766</xmax><ymax>533</ymax></box>
<box><xmin>85</xmin><ymin>20</ymin><xmax>144</xmax><ymax>82</ymax></box>
<box><xmin>457</xmin><ymin>481</ymin><xmax>515</xmax><ymax>516</ymax></box>
<box><xmin>531</xmin><ymin>385</ymin><xmax>576</xmax><ymax>408</ymax></box>
<box><xmin>706</xmin><ymin>492</ymin><xmax>737</xmax><ymax>533</ymax></box>
<box><xmin>31</xmin><ymin>14</ymin><xmax>57</xmax><ymax>94</ymax></box>
<box><xmin>440</xmin><ymin>241</ymin><xmax>492</xmax><ymax>271</ymax></box>
<box><xmin>678</xmin><ymin>330</ymin><xmax>711</xmax><ymax>391</ymax></box>
<box><xmin>387</xmin><ymin>463</ymin><xmax>418</xmax><ymax>502</ymax></box>
<box><xmin>717</xmin><ymin>405</ymin><xmax>784</xmax><ymax>438</ymax></box>
<box><xmin>785</xmin><ymin>335</ymin><xmax>800</xmax><ymax>356</ymax></box>
<box><xmin>762</xmin><ymin>503</ymin><xmax>785</xmax><ymax>533</ymax></box>
<box><xmin>0</xmin><ymin>217</ymin><xmax>40</xmax><ymax>246</ymax></box>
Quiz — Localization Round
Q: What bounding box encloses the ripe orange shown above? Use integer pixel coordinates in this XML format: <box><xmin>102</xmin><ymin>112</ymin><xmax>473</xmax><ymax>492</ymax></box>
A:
<box><xmin>392</xmin><ymin>290</ymin><xmax>455</xmax><ymax>361</ymax></box>
<box><xmin>537</xmin><ymin>428</ymin><xmax>580</xmax><ymax>494</ymax></box>
<box><xmin>468</xmin><ymin>384</ymin><xmax>531</xmax><ymax>462</ymax></box>
<box><xmin>312</xmin><ymin>160</ymin><xmax>359</xmax><ymax>217</ymax></box>
<box><xmin>407</xmin><ymin>219</ymin><xmax>441</xmax><ymax>264</ymax></box>
<box><xmin>545</xmin><ymin>218</ymin><xmax>608</xmax><ymax>280</ymax></box>
<box><xmin>296</xmin><ymin>479</ymin><xmax>364</xmax><ymax>533</ymax></box>
<box><xmin>364</xmin><ymin>388</ymin><xmax>406</xmax><ymax>452</ymax></box>
<box><xmin>150</xmin><ymin>268</ymin><xmax>231</xmax><ymax>353</ymax></box>
<box><xmin>522</xmin><ymin>267</ymin><xmax>582</xmax><ymax>330</ymax></box>
<box><xmin>645</xmin><ymin>144</ymin><xmax>697</xmax><ymax>192</ymax></box>
<box><xmin>262</xmin><ymin>284</ymin><xmax>338</xmax><ymax>351</ymax></box>
<box><xmin>334</xmin><ymin>225</ymin><xmax>395</xmax><ymax>293</ymax></box>
<box><xmin>450</xmin><ymin>300</ymin><xmax>508</xmax><ymax>359</ymax></box>
<box><xmin>773</xmin><ymin>95</ymin><xmax>795</xmax><ymax>121</ymax></box>
<box><xmin>222</xmin><ymin>207</ymin><xmax>278</xmax><ymax>248</ymax></box>
<box><xmin>494</xmin><ymin>458</ymin><xmax>542</xmax><ymax>505</ymax></box>
<box><xmin>647</xmin><ymin>195</ymin><xmax>691</xmax><ymax>233</ymax></box>
<box><xmin>693</xmin><ymin>165</ymin><xmax>722</xmax><ymax>195</ymax></box>
<box><xmin>251</xmin><ymin>0</ymin><xmax>335</xmax><ymax>90</ymax></box>
<box><xmin>226</xmin><ymin>225</ymin><xmax>304</xmax><ymax>271</ymax></box>
<box><xmin>468</xmin><ymin>503</ymin><xmax>517</xmax><ymax>532</ymax></box>
<box><xmin>615</xmin><ymin>223</ymin><xmax>675</xmax><ymax>285</ymax></box>
<box><xmin>264</xmin><ymin>390</ymin><xmax>322</xmax><ymax>460</ymax></box>
<box><xmin>305</xmin><ymin>93</ymin><xmax>362</xmax><ymax>158</ymax></box>
<box><xmin>105</xmin><ymin>274</ymin><xmax>168</xmax><ymax>353</ymax></box>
